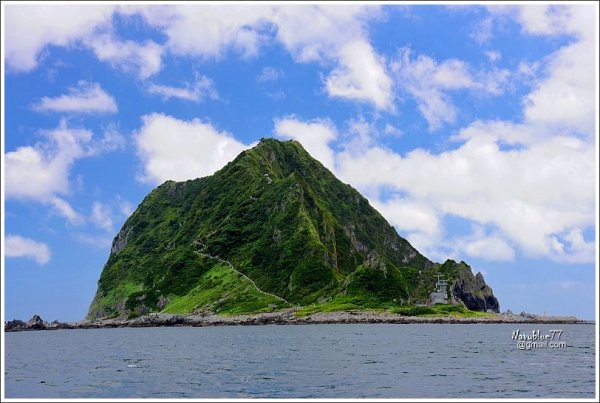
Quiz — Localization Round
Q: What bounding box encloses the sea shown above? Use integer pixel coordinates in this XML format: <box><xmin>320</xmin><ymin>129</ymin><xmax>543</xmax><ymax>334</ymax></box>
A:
<box><xmin>4</xmin><ymin>323</ymin><xmax>596</xmax><ymax>399</ymax></box>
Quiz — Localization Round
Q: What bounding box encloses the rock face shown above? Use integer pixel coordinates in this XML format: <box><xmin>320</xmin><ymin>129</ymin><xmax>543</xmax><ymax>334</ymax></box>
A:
<box><xmin>87</xmin><ymin>138</ymin><xmax>499</xmax><ymax>319</ymax></box>
<box><xmin>4</xmin><ymin>315</ymin><xmax>73</xmax><ymax>331</ymax></box>
<box><xmin>27</xmin><ymin>314</ymin><xmax>45</xmax><ymax>329</ymax></box>
<box><xmin>451</xmin><ymin>262</ymin><xmax>500</xmax><ymax>312</ymax></box>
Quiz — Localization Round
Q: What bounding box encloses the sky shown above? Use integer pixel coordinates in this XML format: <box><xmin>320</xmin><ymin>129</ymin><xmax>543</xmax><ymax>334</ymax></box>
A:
<box><xmin>2</xmin><ymin>2</ymin><xmax>598</xmax><ymax>322</ymax></box>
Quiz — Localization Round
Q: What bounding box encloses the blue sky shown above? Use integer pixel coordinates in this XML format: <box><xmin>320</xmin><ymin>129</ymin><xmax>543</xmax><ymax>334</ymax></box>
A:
<box><xmin>2</xmin><ymin>3</ymin><xmax>598</xmax><ymax>321</ymax></box>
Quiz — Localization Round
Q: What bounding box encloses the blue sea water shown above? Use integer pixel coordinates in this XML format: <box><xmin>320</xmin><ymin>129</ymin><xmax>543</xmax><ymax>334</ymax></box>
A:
<box><xmin>3</xmin><ymin>323</ymin><xmax>596</xmax><ymax>398</ymax></box>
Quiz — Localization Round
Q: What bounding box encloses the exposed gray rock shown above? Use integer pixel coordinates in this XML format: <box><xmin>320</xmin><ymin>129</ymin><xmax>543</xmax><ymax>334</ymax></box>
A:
<box><xmin>110</xmin><ymin>225</ymin><xmax>132</xmax><ymax>255</ymax></box>
<box><xmin>450</xmin><ymin>261</ymin><xmax>500</xmax><ymax>313</ymax></box>
<box><xmin>27</xmin><ymin>314</ymin><xmax>45</xmax><ymax>329</ymax></box>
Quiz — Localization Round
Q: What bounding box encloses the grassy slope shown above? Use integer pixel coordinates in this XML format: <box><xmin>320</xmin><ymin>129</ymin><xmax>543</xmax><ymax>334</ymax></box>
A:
<box><xmin>162</xmin><ymin>260</ymin><xmax>288</xmax><ymax>316</ymax></box>
<box><xmin>295</xmin><ymin>299</ymin><xmax>493</xmax><ymax>318</ymax></box>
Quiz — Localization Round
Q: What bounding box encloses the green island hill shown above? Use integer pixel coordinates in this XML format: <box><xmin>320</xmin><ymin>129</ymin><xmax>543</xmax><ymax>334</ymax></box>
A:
<box><xmin>87</xmin><ymin>138</ymin><xmax>500</xmax><ymax>321</ymax></box>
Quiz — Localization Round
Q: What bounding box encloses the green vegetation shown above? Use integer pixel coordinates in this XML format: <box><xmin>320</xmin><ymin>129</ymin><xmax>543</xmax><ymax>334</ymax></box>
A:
<box><xmin>391</xmin><ymin>303</ymin><xmax>493</xmax><ymax>318</ymax></box>
<box><xmin>162</xmin><ymin>261</ymin><xmax>287</xmax><ymax>315</ymax></box>
<box><xmin>294</xmin><ymin>298</ymin><xmax>492</xmax><ymax>318</ymax></box>
<box><xmin>294</xmin><ymin>295</ymin><xmax>386</xmax><ymax>317</ymax></box>
<box><xmin>87</xmin><ymin>138</ymin><xmax>498</xmax><ymax>319</ymax></box>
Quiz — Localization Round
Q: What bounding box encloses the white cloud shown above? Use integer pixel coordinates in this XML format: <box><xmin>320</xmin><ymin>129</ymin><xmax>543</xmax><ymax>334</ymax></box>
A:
<box><xmin>326</xmin><ymin>40</ymin><xmax>393</xmax><ymax>110</ymax></box>
<box><xmin>91</xmin><ymin>202</ymin><xmax>114</xmax><ymax>231</ymax></box>
<box><xmin>6</xmin><ymin>4</ymin><xmax>389</xmax><ymax>109</ymax></box>
<box><xmin>271</xmin><ymin>5</ymin><xmax>378</xmax><ymax>63</ymax></box>
<box><xmin>485</xmin><ymin>50</ymin><xmax>501</xmax><ymax>63</ymax></box>
<box><xmin>6</xmin><ymin>234</ymin><xmax>51</xmax><ymax>265</ymax></box>
<box><xmin>130</xmin><ymin>4</ymin><xmax>272</xmax><ymax>59</ymax></box>
<box><xmin>257</xmin><ymin>66</ymin><xmax>283</xmax><ymax>82</ymax></box>
<box><xmin>119</xmin><ymin>199</ymin><xmax>135</xmax><ymax>217</ymax></box>
<box><xmin>5</xmin><ymin>120</ymin><xmax>92</xmax><ymax>200</ymax></box>
<box><xmin>4</xmin><ymin>5</ymin><xmax>161</xmax><ymax>78</ymax></box>
<box><xmin>470</xmin><ymin>16</ymin><xmax>493</xmax><ymax>44</ymax></box>
<box><xmin>5</xmin><ymin>120</ymin><xmax>124</xmax><ymax>225</ymax></box>
<box><xmin>523</xmin><ymin>39</ymin><xmax>595</xmax><ymax>135</ymax></box>
<box><xmin>84</xmin><ymin>197</ymin><xmax>135</xmax><ymax>239</ymax></box>
<box><xmin>271</xmin><ymin>7</ymin><xmax>392</xmax><ymax>109</ymax></box>
<box><xmin>463</xmin><ymin>236</ymin><xmax>515</xmax><ymax>261</ymax></box>
<box><xmin>32</xmin><ymin>81</ymin><xmax>117</xmax><ymax>114</ymax></box>
<box><xmin>516</xmin><ymin>4</ymin><xmax>595</xmax><ymax>39</ymax></box>
<box><xmin>50</xmin><ymin>196</ymin><xmax>85</xmax><ymax>225</ymax></box>
<box><xmin>371</xmin><ymin>196</ymin><xmax>440</xmax><ymax>240</ymax></box>
<box><xmin>131</xmin><ymin>4</ymin><xmax>389</xmax><ymax>108</ymax></box>
<box><xmin>335</xmin><ymin>128</ymin><xmax>595</xmax><ymax>263</ymax></box>
<box><xmin>75</xmin><ymin>233</ymin><xmax>114</xmax><ymax>249</ymax></box>
<box><xmin>274</xmin><ymin>117</ymin><xmax>337</xmax><ymax>171</ymax></box>
<box><xmin>391</xmin><ymin>48</ymin><xmax>509</xmax><ymax>131</ymax></box>
<box><xmin>342</xmin><ymin>118</ymin><xmax>385</xmax><ymax>154</ymax></box>
<box><xmin>453</xmin><ymin>227</ymin><xmax>516</xmax><ymax>261</ymax></box>
<box><xmin>85</xmin><ymin>34</ymin><xmax>163</xmax><ymax>79</ymax></box>
<box><xmin>485</xmin><ymin>5</ymin><xmax>596</xmax><ymax>135</ymax></box>
<box><xmin>92</xmin><ymin>125</ymin><xmax>127</xmax><ymax>154</ymax></box>
<box><xmin>4</xmin><ymin>4</ymin><xmax>114</xmax><ymax>72</ymax></box>
<box><xmin>135</xmin><ymin>113</ymin><xmax>251</xmax><ymax>184</ymax></box>
<box><xmin>147</xmin><ymin>75</ymin><xmax>217</xmax><ymax>102</ymax></box>
<box><xmin>384</xmin><ymin>123</ymin><xmax>403</xmax><ymax>137</ymax></box>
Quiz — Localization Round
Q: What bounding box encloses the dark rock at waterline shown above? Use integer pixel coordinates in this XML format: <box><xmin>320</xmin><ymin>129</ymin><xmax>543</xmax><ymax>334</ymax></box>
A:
<box><xmin>4</xmin><ymin>315</ymin><xmax>74</xmax><ymax>332</ymax></box>
<box><xmin>27</xmin><ymin>314</ymin><xmax>45</xmax><ymax>329</ymax></box>
<box><xmin>4</xmin><ymin>319</ymin><xmax>27</xmax><ymax>331</ymax></box>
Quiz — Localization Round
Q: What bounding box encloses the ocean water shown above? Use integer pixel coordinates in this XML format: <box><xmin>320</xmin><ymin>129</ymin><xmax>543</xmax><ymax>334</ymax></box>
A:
<box><xmin>4</xmin><ymin>323</ymin><xmax>596</xmax><ymax>398</ymax></box>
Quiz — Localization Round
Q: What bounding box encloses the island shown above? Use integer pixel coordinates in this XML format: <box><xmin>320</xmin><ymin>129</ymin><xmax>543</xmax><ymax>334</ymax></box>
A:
<box><xmin>6</xmin><ymin>139</ymin><xmax>586</xmax><ymax>331</ymax></box>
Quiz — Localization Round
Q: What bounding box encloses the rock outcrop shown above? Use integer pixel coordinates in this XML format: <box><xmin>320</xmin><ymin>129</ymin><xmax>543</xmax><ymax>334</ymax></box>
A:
<box><xmin>450</xmin><ymin>261</ymin><xmax>500</xmax><ymax>312</ymax></box>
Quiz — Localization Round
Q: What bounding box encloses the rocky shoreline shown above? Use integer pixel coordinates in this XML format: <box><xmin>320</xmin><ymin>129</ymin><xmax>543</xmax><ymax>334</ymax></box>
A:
<box><xmin>4</xmin><ymin>310</ymin><xmax>590</xmax><ymax>332</ymax></box>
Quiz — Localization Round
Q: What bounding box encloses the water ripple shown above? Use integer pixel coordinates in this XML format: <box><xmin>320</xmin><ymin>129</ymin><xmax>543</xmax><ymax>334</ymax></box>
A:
<box><xmin>4</xmin><ymin>323</ymin><xmax>595</xmax><ymax>398</ymax></box>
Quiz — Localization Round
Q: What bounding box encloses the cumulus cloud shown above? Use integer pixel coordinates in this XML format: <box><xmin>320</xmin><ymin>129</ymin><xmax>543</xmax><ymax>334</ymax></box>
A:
<box><xmin>335</xmin><ymin>132</ymin><xmax>595</xmax><ymax>262</ymax></box>
<box><xmin>271</xmin><ymin>5</ymin><xmax>378</xmax><ymax>63</ymax></box>
<box><xmin>147</xmin><ymin>75</ymin><xmax>218</xmax><ymax>102</ymax></box>
<box><xmin>452</xmin><ymin>227</ymin><xmax>516</xmax><ymax>261</ymax></box>
<box><xmin>326</xmin><ymin>40</ymin><xmax>393</xmax><ymax>110</ymax></box>
<box><xmin>522</xmin><ymin>31</ymin><xmax>595</xmax><ymax>135</ymax></box>
<box><xmin>5</xmin><ymin>120</ymin><xmax>124</xmax><ymax>225</ymax></box>
<box><xmin>275</xmin><ymin>88</ymin><xmax>593</xmax><ymax>264</ymax></box>
<box><xmin>5</xmin><ymin>120</ymin><xmax>92</xmax><ymax>200</ymax></box>
<box><xmin>85</xmin><ymin>34</ymin><xmax>163</xmax><ymax>79</ymax></box>
<box><xmin>6</xmin><ymin>4</ymin><xmax>390</xmax><ymax>108</ymax></box>
<box><xmin>390</xmin><ymin>48</ymin><xmax>510</xmax><ymax>131</ymax></box>
<box><xmin>272</xmin><ymin>6</ymin><xmax>392</xmax><ymax>108</ymax></box>
<box><xmin>515</xmin><ymin>4</ymin><xmax>594</xmax><ymax>38</ymax></box>
<box><xmin>484</xmin><ymin>4</ymin><xmax>596</xmax><ymax>135</ymax></box>
<box><xmin>4</xmin><ymin>5</ymin><xmax>162</xmax><ymax>78</ymax></box>
<box><xmin>141</xmin><ymin>4</ymin><xmax>389</xmax><ymax>108</ymax></box>
<box><xmin>32</xmin><ymin>81</ymin><xmax>117</xmax><ymax>114</ymax></box>
<box><xmin>370</xmin><ymin>197</ymin><xmax>441</xmax><ymax>247</ymax></box>
<box><xmin>6</xmin><ymin>234</ymin><xmax>51</xmax><ymax>265</ymax></box>
<box><xmin>273</xmin><ymin>117</ymin><xmax>338</xmax><ymax>171</ymax></box>
<box><xmin>135</xmin><ymin>113</ymin><xmax>252</xmax><ymax>184</ymax></box>
<box><xmin>127</xmin><ymin>4</ymin><xmax>272</xmax><ymax>59</ymax></box>
<box><xmin>4</xmin><ymin>4</ymin><xmax>114</xmax><ymax>72</ymax></box>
